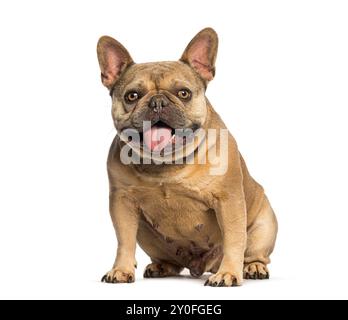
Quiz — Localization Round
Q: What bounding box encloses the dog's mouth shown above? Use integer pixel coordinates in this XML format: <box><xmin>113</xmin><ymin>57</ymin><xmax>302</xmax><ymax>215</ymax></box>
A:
<box><xmin>123</xmin><ymin>121</ymin><xmax>198</xmax><ymax>153</ymax></box>
<box><xmin>142</xmin><ymin>121</ymin><xmax>176</xmax><ymax>152</ymax></box>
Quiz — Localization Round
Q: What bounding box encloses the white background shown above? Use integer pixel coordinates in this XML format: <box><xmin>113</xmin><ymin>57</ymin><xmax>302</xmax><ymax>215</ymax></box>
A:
<box><xmin>0</xmin><ymin>0</ymin><xmax>347</xmax><ymax>300</ymax></box>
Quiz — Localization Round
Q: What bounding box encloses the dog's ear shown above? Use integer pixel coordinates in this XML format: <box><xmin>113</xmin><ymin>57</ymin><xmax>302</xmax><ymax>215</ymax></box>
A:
<box><xmin>180</xmin><ymin>28</ymin><xmax>218</xmax><ymax>82</ymax></box>
<box><xmin>97</xmin><ymin>36</ymin><xmax>134</xmax><ymax>89</ymax></box>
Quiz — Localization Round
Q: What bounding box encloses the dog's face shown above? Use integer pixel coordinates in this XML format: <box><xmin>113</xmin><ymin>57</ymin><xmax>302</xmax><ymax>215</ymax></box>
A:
<box><xmin>97</xmin><ymin>28</ymin><xmax>218</xmax><ymax>157</ymax></box>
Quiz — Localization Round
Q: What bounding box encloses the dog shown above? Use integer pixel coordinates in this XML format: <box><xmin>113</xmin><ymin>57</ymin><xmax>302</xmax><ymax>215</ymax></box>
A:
<box><xmin>97</xmin><ymin>28</ymin><xmax>277</xmax><ymax>286</ymax></box>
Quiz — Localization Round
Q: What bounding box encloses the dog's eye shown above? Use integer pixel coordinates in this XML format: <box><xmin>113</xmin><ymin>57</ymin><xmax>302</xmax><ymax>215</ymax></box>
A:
<box><xmin>125</xmin><ymin>91</ymin><xmax>139</xmax><ymax>103</ymax></box>
<box><xmin>177</xmin><ymin>89</ymin><xmax>191</xmax><ymax>100</ymax></box>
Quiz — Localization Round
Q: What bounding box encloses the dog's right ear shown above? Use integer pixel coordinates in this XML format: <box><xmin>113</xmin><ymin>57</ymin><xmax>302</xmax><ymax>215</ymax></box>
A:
<box><xmin>97</xmin><ymin>36</ymin><xmax>134</xmax><ymax>90</ymax></box>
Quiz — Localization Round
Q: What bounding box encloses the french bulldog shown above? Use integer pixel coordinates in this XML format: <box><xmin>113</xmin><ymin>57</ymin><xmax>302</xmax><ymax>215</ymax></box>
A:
<box><xmin>97</xmin><ymin>28</ymin><xmax>277</xmax><ymax>286</ymax></box>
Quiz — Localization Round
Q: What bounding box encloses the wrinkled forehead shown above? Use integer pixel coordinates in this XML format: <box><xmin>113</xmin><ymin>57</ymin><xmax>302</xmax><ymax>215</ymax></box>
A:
<box><xmin>117</xmin><ymin>61</ymin><xmax>203</xmax><ymax>93</ymax></box>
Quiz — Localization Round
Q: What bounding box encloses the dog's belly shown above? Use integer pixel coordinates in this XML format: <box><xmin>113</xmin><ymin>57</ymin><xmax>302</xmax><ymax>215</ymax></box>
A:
<box><xmin>134</xmin><ymin>190</ymin><xmax>223</xmax><ymax>276</ymax></box>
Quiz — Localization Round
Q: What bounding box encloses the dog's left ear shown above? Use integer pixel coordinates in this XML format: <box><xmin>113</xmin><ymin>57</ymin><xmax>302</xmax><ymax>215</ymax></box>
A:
<box><xmin>180</xmin><ymin>28</ymin><xmax>218</xmax><ymax>82</ymax></box>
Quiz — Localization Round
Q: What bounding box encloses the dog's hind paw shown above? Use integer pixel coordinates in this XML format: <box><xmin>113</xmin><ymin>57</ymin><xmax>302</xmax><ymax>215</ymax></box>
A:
<box><xmin>143</xmin><ymin>262</ymin><xmax>182</xmax><ymax>278</ymax></box>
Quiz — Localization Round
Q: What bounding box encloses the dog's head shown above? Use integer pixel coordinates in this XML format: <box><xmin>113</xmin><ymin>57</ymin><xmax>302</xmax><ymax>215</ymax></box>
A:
<box><xmin>97</xmin><ymin>28</ymin><xmax>218</xmax><ymax>160</ymax></box>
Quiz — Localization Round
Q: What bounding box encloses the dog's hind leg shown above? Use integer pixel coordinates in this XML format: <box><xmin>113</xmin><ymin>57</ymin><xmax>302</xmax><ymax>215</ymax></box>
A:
<box><xmin>137</xmin><ymin>220</ymin><xmax>184</xmax><ymax>278</ymax></box>
<box><xmin>244</xmin><ymin>196</ymin><xmax>278</xmax><ymax>279</ymax></box>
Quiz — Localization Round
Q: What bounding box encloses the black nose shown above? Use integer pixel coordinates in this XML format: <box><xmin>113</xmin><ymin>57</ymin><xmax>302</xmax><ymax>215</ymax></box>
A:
<box><xmin>149</xmin><ymin>94</ymin><xmax>169</xmax><ymax>112</ymax></box>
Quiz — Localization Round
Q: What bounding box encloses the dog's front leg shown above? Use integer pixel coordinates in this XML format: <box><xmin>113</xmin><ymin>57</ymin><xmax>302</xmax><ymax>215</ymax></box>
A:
<box><xmin>101</xmin><ymin>191</ymin><xmax>139</xmax><ymax>283</ymax></box>
<box><xmin>206</xmin><ymin>186</ymin><xmax>247</xmax><ymax>287</ymax></box>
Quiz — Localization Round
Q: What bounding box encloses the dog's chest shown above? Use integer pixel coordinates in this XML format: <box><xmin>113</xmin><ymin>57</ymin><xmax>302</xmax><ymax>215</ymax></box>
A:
<box><xmin>132</xmin><ymin>183</ymin><xmax>219</xmax><ymax>241</ymax></box>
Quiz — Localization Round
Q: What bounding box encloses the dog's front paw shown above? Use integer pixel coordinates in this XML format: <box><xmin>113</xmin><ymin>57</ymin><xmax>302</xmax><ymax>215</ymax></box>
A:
<box><xmin>244</xmin><ymin>262</ymin><xmax>269</xmax><ymax>280</ymax></box>
<box><xmin>204</xmin><ymin>271</ymin><xmax>242</xmax><ymax>287</ymax></box>
<box><xmin>101</xmin><ymin>268</ymin><xmax>135</xmax><ymax>284</ymax></box>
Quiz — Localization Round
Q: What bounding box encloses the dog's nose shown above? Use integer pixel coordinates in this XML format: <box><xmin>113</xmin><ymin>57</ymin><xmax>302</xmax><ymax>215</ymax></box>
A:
<box><xmin>149</xmin><ymin>94</ymin><xmax>169</xmax><ymax>113</ymax></box>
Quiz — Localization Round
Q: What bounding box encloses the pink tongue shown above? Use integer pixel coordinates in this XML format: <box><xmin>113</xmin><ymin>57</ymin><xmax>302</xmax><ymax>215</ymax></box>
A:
<box><xmin>143</xmin><ymin>125</ymin><xmax>172</xmax><ymax>151</ymax></box>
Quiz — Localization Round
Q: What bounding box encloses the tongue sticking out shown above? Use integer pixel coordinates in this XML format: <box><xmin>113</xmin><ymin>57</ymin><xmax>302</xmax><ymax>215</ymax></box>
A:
<box><xmin>143</xmin><ymin>124</ymin><xmax>173</xmax><ymax>151</ymax></box>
